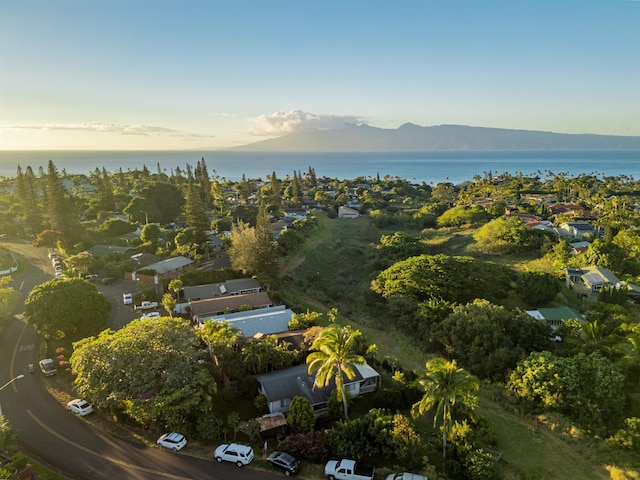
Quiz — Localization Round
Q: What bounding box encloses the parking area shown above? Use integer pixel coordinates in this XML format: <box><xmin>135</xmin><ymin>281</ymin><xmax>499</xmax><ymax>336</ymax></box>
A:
<box><xmin>96</xmin><ymin>279</ymin><xmax>163</xmax><ymax>330</ymax></box>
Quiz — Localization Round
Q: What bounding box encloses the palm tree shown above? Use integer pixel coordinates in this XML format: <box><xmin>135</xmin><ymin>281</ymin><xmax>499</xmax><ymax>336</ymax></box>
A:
<box><xmin>411</xmin><ymin>357</ymin><xmax>479</xmax><ymax>471</ymax></box>
<box><xmin>307</xmin><ymin>324</ymin><xmax>365</xmax><ymax>419</ymax></box>
<box><xmin>616</xmin><ymin>331</ymin><xmax>640</xmax><ymax>388</ymax></box>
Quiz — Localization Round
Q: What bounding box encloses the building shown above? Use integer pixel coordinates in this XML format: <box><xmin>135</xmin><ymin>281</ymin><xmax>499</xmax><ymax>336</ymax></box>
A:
<box><xmin>565</xmin><ymin>266</ymin><xmax>640</xmax><ymax>303</ymax></box>
<box><xmin>195</xmin><ymin>305</ymin><xmax>293</xmax><ymax>337</ymax></box>
<box><xmin>338</xmin><ymin>206</ymin><xmax>360</xmax><ymax>219</ymax></box>
<box><xmin>256</xmin><ymin>362</ymin><xmax>380</xmax><ymax>417</ymax></box>
<box><xmin>190</xmin><ymin>291</ymin><xmax>275</xmax><ymax>321</ymax></box>
<box><xmin>182</xmin><ymin>278</ymin><xmax>262</xmax><ymax>302</ymax></box>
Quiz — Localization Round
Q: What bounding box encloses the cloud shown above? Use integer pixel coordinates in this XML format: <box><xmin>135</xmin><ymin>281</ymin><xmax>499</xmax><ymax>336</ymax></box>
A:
<box><xmin>0</xmin><ymin>122</ymin><xmax>215</xmax><ymax>139</ymax></box>
<box><xmin>248</xmin><ymin>110</ymin><xmax>366</xmax><ymax>136</ymax></box>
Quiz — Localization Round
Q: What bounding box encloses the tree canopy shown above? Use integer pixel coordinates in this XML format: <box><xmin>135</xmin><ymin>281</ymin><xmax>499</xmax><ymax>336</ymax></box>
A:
<box><xmin>24</xmin><ymin>278</ymin><xmax>111</xmax><ymax>340</ymax></box>
<box><xmin>371</xmin><ymin>254</ymin><xmax>516</xmax><ymax>304</ymax></box>
<box><xmin>71</xmin><ymin>317</ymin><xmax>216</xmax><ymax>430</ymax></box>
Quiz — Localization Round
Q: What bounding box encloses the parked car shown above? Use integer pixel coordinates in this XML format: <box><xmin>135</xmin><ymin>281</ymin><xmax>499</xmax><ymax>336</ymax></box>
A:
<box><xmin>385</xmin><ymin>473</ymin><xmax>429</xmax><ymax>480</ymax></box>
<box><xmin>39</xmin><ymin>358</ymin><xmax>57</xmax><ymax>376</ymax></box>
<box><xmin>214</xmin><ymin>443</ymin><xmax>254</xmax><ymax>467</ymax></box>
<box><xmin>123</xmin><ymin>293</ymin><xmax>133</xmax><ymax>304</ymax></box>
<box><xmin>157</xmin><ymin>432</ymin><xmax>187</xmax><ymax>451</ymax></box>
<box><xmin>141</xmin><ymin>311</ymin><xmax>161</xmax><ymax>320</ymax></box>
<box><xmin>267</xmin><ymin>451</ymin><xmax>301</xmax><ymax>476</ymax></box>
<box><xmin>67</xmin><ymin>399</ymin><xmax>93</xmax><ymax>416</ymax></box>
<box><xmin>85</xmin><ymin>274</ymin><xmax>99</xmax><ymax>281</ymax></box>
<box><xmin>101</xmin><ymin>277</ymin><xmax>115</xmax><ymax>285</ymax></box>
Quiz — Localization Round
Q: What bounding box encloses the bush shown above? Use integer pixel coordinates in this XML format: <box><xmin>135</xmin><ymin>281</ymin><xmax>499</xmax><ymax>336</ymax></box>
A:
<box><xmin>277</xmin><ymin>430</ymin><xmax>331</xmax><ymax>464</ymax></box>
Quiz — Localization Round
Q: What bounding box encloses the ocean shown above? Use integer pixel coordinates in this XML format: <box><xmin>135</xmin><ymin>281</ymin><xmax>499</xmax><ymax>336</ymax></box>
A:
<box><xmin>1</xmin><ymin>150</ymin><xmax>639</xmax><ymax>185</ymax></box>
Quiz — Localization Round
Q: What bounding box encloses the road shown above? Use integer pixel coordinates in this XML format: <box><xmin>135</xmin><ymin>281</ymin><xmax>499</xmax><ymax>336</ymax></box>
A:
<box><xmin>0</xmin><ymin>240</ymin><xmax>284</xmax><ymax>480</ymax></box>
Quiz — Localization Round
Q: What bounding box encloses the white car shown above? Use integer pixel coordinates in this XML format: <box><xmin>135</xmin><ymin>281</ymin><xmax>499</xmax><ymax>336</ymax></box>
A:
<box><xmin>123</xmin><ymin>293</ymin><xmax>133</xmax><ymax>305</ymax></box>
<box><xmin>214</xmin><ymin>443</ymin><xmax>254</xmax><ymax>467</ymax></box>
<box><xmin>141</xmin><ymin>312</ymin><xmax>161</xmax><ymax>320</ymax></box>
<box><xmin>157</xmin><ymin>432</ymin><xmax>187</xmax><ymax>451</ymax></box>
<box><xmin>67</xmin><ymin>399</ymin><xmax>93</xmax><ymax>416</ymax></box>
<box><xmin>386</xmin><ymin>473</ymin><xmax>429</xmax><ymax>480</ymax></box>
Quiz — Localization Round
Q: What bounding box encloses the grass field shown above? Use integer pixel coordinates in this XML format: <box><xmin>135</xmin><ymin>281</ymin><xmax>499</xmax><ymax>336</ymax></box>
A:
<box><xmin>279</xmin><ymin>213</ymin><xmax>638</xmax><ymax>480</ymax></box>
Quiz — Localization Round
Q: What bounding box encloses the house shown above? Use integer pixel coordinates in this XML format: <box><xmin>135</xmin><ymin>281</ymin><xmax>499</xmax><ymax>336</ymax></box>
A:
<box><xmin>557</xmin><ymin>222</ymin><xmax>598</xmax><ymax>240</ymax></box>
<box><xmin>195</xmin><ymin>305</ymin><xmax>293</xmax><ymax>337</ymax></box>
<box><xmin>526</xmin><ymin>306</ymin><xmax>585</xmax><ymax>330</ymax></box>
<box><xmin>127</xmin><ymin>255</ymin><xmax>194</xmax><ymax>284</ymax></box>
<box><xmin>565</xmin><ymin>266</ymin><xmax>640</xmax><ymax>303</ymax></box>
<box><xmin>182</xmin><ymin>278</ymin><xmax>262</xmax><ymax>302</ymax></box>
<box><xmin>569</xmin><ymin>241</ymin><xmax>591</xmax><ymax>256</ymax></box>
<box><xmin>86</xmin><ymin>244</ymin><xmax>136</xmax><ymax>257</ymax></box>
<box><xmin>256</xmin><ymin>362</ymin><xmax>380</xmax><ymax>417</ymax></box>
<box><xmin>338</xmin><ymin>206</ymin><xmax>360</xmax><ymax>219</ymax></box>
<box><xmin>190</xmin><ymin>291</ymin><xmax>275</xmax><ymax>320</ymax></box>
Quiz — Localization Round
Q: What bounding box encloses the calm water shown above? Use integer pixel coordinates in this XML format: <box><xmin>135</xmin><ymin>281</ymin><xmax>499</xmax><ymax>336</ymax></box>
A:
<box><xmin>1</xmin><ymin>150</ymin><xmax>639</xmax><ymax>185</ymax></box>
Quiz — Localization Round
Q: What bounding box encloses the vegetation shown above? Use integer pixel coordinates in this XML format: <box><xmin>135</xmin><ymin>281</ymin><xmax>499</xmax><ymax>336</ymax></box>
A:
<box><xmin>3</xmin><ymin>160</ymin><xmax>640</xmax><ymax>478</ymax></box>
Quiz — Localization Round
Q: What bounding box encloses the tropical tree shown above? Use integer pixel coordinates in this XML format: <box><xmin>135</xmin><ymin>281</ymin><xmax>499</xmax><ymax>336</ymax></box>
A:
<box><xmin>71</xmin><ymin>317</ymin><xmax>215</xmax><ymax>430</ymax></box>
<box><xmin>196</xmin><ymin>320</ymin><xmax>246</xmax><ymax>386</ymax></box>
<box><xmin>307</xmin><ymin>324</ymin><xmax>365</xmax><ymax>419</ymax></box>
<box><xmin>24</xmin><ymin>278</ymin><xmax>111</xmax><ymax>340</ymax></box>
<box><xmin>411</xmin><ymin>357</ymin><xmax>480</xmax><ymax>470</ymax></box>
<box><xmin>287</xmin><ymin>396</ymin><xmax>316</xmax><ymax>433</ymax></box>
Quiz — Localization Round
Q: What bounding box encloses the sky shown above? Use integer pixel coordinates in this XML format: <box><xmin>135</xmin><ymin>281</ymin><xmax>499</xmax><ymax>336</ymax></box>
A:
<box><xmin>1</xmin><ymin>0</ymin><xmax>639</xmax><ymax>150</ymax></box>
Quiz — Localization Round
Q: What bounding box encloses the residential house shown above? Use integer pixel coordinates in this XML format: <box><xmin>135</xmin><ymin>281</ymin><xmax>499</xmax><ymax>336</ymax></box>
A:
<box><xmin>557</xmin><ymin>222</ymin><xmax>598</xmax><ymax>240</ymax></box>
<box><xmin>565</xmin><ymin>266</ymin><xmax>640</xmax><ymax>303</ymax></box>
<box><xmin>526</xmin><ymin>306</ymin><xmax>585</xmax><ymax>330</ymax></box>
<box><xmin>195</xmin><ymin>305</ymin><xmax>293</xmax><ymax>337</ymax></box>
<box><xmin>127</xmin><ymin>255</ymin><xmax>194</xmax><ymax>284</ymax></box>
<box><xmin>568</xmin><ymin>241</ymin><xmax>591</xmax><ymax>256</ymax></box>
<box><xmin>190</xmin><ymin>291</ymin><xmax>274</xmax><ymax>321</ymax></box>
<box><xmin>338</xmin><ymin>206</ymin><xmax>360</xmax><ymax>219</ymax></box>
<box><xmin>183</xmin><ymin>278</ymin><xmax>262</xmax><ymax>302</ymax></box>
<box><xmin>256</xmin><ymin>362</ymin><xmax>380</xmax><ymax>417</ymax></box>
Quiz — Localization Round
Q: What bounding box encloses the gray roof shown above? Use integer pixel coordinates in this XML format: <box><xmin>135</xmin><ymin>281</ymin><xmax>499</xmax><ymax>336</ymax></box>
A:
<box><xmin>183</xmin><ymin>278</ymin><xmax>261</xmax><ymax>301</ymax></box>
<box><xmin>256</xmin><ymin>363</ymin><xmax>379</xmax><ymax>407</ymax></box>
<box><xmin>142</xmin><ymin>256</ymin><xmax>193</xmax><ymax>274</ymax></box>
<box><xmin>190</xmin><ymin>291</ymin><xmax>274</xmax><ymax>317</ymax></box>
<box><xmin>86</xmin><ymin>244</ymin><xmax>135</xmax><ymax>257</ymax></box>
<box><xmin>198</xmin><ymin>305</ymin><xmax>293</xmax><ymax>337</ymax></box>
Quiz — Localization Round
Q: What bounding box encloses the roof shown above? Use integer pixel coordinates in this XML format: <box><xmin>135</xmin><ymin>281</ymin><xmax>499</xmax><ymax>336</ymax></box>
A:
<box><xmin>183</xmin><ymin>278</ymin><xmax>261</xmax><ymax>301</ymax></box>
<box><xmin>142</xmin><ymin>256</ymin><xmax>193</xmax><ymax>274</ymax></box>
<box><xmin>535</xmin><ymin>306</ymin><xmax>585</xmax><ymax>322</ymax></box>
<box><xmin>256</xmin><ymin>362</ymin><xmax>379</xmax><ymax>407</ymax></box>
<box><xmin>198</xmin><ymin>305</ymin><xmax>293</xmax><ymax>337</ymax></box>
<box><xmin>190</xmin><ymin>291</ymin><xmax>274</xmax><ymax>317</ymax></box>
<box><xmin>86</xmin><ymin>244</ymin><xmax>135</xmax><ymax>257</ymax></box>
<box><xmin>562</xmin><ymin>222</ymin><xmax>596</xmax><ymax>231</ymax></box>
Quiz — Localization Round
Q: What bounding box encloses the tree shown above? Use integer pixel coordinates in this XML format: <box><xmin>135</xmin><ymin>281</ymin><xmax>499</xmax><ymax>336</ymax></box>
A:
<box><xmin>24</xmin><ymin>278</ymin><xmax>111</xmax><ymax>340</ymax></box>
<box><xmin>372</xmin><ymin>254</ymin><xmax>516</xmax><ymax>305</ymax></box>
<box><xmin>307</xmin><ymin>324</ymin><xmax>365</xmax><ymax>419</ymax></box>
<box><xmin>431</xmin><ymin>300</ymin><xmax>552</xmax><ymax>380</ymax></box>
<box><xmin>507</xmin><ymin>351</ymin><xmax>625</xmax><ymax>434</ymax></box>
<box><xmin>287</xmin><ymin>396</ymin><xmax>316</xmax><ymax>432</ymax></box>
<box><xmin>71</xmin><ymin>317</ymin><xmax>216</xmax><ymax>430</ymax></box>
<box><xmin>474</xmin><ymin>217</ymin><xmax>546</xmax><ymax>254</ymax></box>
<box><xmin>411</xmin><ymin>357</ymin><xmax>479</xmax><ymax>471</ymax></box>
<box><xmin>228</xmin><ymin>203</ymin><xmax>278</xmax><ymax>285</ymax></box>
<box><xmin>140</xmin><ymin>223</ymin><xmax>161</xmax><ymax>248</ymax></box>
<box><xmin>184</xmin><ymin>182</ymin><xmax>210</xmax><ymax>245</ymax></box>
<box><xmin>582</xmin><ymin>238</ymin><xmax>625</xmax><ymax>274</ymax></box>
<box><xmin>196</xmin><ymin>320</ymin><xmax>246</xmax><ymax>386</ymax></box>
<box><xmin>45</xmin><ymin>160</ymin><xmax>76</xmax><ymax>242</ymax></box>
<box><xmin>515</xmin><ymin>271</ymin><xmax>560</xmax><ymax>307</ymax></box>
<box><xmin>65</xmin><ymin>251</ymin><xmax>95</xmax><ymax>278</ymax></box>
<box><xmin>139</xmin><ymin>182</ymin><xmax>185</xmax><ymax>224</ymax></box>
<box><xmin>161</xmin><ymin>293</ymin><xmax>176</xmax><ymax>317</ymax></box>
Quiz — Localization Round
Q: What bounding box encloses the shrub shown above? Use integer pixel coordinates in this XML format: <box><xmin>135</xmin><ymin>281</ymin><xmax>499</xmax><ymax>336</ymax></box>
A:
<box><xmin>277</xmin><ymin>430</ymin><xmax>331</xmax><ymax>464</ymax></box>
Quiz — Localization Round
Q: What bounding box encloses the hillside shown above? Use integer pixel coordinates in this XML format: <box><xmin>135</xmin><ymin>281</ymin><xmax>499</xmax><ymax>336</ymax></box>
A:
<box><xmin>233</xmin><ymin>123</ymin><xmax>640</xmax><ymax>152</ymax></box>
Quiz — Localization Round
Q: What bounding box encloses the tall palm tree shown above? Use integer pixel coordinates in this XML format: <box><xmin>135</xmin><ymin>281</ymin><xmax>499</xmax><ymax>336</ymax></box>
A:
<box><xmin>307</xmin><ymin>324</ymin><xmax>365</xmax><ymax>419</ymax></box>
<box><xmin>411</xmin><ymin>357</ymin><xmax>480</xmax><ymax>471</ymax></box>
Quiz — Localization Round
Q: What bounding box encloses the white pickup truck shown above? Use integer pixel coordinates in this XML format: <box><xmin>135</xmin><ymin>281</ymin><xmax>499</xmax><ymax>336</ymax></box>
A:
<box><xmin>325</xmin><ymin>459</ymin><xmax>375</xmax><ymax>480</ymax></box>
<box><xmin>134</xmin><ymin>301</ymin><xmax>159</xmax><ymax>311</ymax></box>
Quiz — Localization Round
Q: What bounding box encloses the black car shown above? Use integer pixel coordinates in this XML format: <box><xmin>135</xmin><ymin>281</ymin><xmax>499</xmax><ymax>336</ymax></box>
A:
<box><xmin>267</xmin><ymin>451</ymin><xmax>301</xmax><ymax>476</ymax></box>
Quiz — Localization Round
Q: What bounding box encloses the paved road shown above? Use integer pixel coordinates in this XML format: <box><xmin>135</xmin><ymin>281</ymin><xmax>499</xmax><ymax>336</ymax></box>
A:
<box><xmin>0</xmin><ymin>240</ymin><xmax>284</xmax><ymax>480</ymax></box>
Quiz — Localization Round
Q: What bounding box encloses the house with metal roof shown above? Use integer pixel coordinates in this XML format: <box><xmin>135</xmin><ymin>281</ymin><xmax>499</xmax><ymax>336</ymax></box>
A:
<box><xmin>566</xmin><ymin>266</ymin><xmax>640</xmax><ymax>303</ymax></box>
<box><xmin>182</xmin><ymin>278</ymin><xmax>262</xmax><ymax>302</ymax></box>
<box><xmin>526</xmin><ymin>306</ymin><xmax>585</xmax><ymax>330</ymax></box>
<box><xmin>195</xmin><ymin>305</ymin><xmax>293</xmax><ymax>337</ymax></box>
<box><xmin>256</xmin><ymin>362</ymin><xmax>380</xmax><ymax>417</ymax></box>
<box><xmin>190</xmin><ymin>291</ymin><xmax>274</xmax><ymax>320</ymax></box>
<box><xmin>557</xmin><ymin>222</ymin><xmax>598</xmax><ymax>240</ymax></box>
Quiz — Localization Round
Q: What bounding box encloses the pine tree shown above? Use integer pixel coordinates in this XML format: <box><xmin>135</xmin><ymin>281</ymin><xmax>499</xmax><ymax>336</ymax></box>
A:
<box><xmin>253</xmin><ymin>202</ymin><xmax>278</xmax><ymax>285</ymax></box>
<box><xmin>184</xmin><ymin>182</ymin><xmax>210</xmax><ymax>245</ymax></box>
<box><xmin>16</xmin><ymin>165</ymin><xmax>44</xmax><ymax>235</ymax></box>
<box><xmin>45</xmin><ymin>160</ymin><xmax>75</xmax><ymax>242</ymax></box>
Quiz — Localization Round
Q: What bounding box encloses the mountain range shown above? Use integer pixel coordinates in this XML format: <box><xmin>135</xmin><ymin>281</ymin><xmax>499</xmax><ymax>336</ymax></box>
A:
<box><xmin>232</xmin><ymin>123</ymin><xmax>640</xmax><ymax>152</ymax></box>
